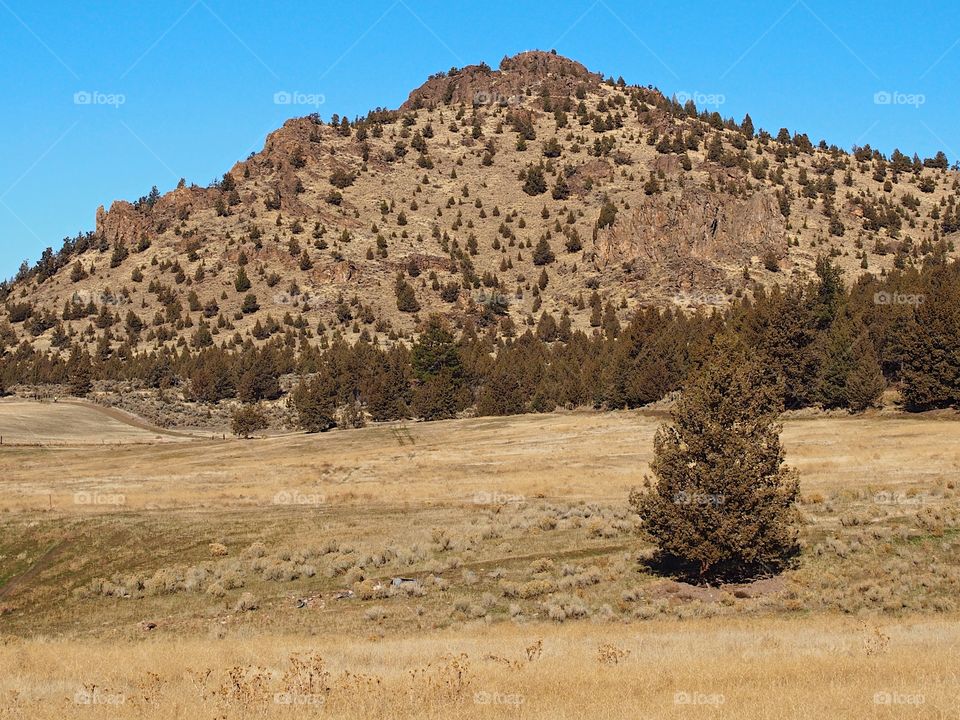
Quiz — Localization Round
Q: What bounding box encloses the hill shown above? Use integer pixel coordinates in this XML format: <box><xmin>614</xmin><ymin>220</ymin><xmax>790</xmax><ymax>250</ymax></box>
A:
<box><xmin>3</xmin><ymin>50</ymin><xmax>958</xmax><ymax>356</ymax></box>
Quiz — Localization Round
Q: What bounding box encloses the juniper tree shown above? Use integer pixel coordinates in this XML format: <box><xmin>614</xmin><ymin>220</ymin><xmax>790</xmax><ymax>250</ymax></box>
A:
<box><xmin>410</xmin><ymin>316</ymin><xmax>466</xmax><ymax>420</ymax></box>
<box><xmin>844</xmin><ymin>331</ymin><xmax>886</xmax><ymax>411</ymax></box>
<box><xmin>901</xmin><ymin>266</ymin><xmax>960</xmax><ymax>409</ymax></box>
<box><xmin>237</xmin><ymin>347</ymin><xmax>282</xmax><ymax>403</ymax></box>
<box><xmin>231</xmin><ymin>404</ymin><xmax>268</xmax><ymax>439</ymax></box>
<box><xmin>235</xmin><ymin>267</ymin><xmax>251</xmax><ymax>292</ymax></box>
<box><xmin>395</xmin><ymin>274</ymin><xmax>421</xmax><ymax>312</ymax></box>
<box><xmin>532</xmin><ymin>238</ymin><xmax>555</xmax><ymax>265</ymax></box>
<box><xmin>67</xmin><ymin>347</ymin><xmax>93</xmax><ymax>397</ymax></box>
<box><xmin>816</xmin><ymin>314</ymin><xmax>884</xmax><ymax>411</ymax></box>
<box><xmin>292</xmin><ymin>370</ymin><xmax>338</xmax><ymax>432</ymax></box>
<box><xmin>629</xmin><ymin>336</ymin><xmax>800</xmax><ymax>581</ymax></box>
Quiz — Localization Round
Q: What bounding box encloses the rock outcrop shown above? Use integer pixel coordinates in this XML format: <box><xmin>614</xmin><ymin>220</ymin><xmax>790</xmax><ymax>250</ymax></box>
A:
<box><xmin>403</xmin><ymin>50</ymin><xmax>602</xmax><ymax>110</ymax></box>
<box><xmin>594</xmin><ymin>188</ymin><xmax>788</xmax><ymax>288</ymax></box>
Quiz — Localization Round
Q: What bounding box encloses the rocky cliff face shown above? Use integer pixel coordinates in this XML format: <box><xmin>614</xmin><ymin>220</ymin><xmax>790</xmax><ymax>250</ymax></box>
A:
<box><xmin>95</xmin><ymin>186</ymin><xmax>217</xmax><ymax>248</ymax></box>
<box><xmin>594</xmin><ymin>188</ymin><xmax>789</xmax><ymax>290</ymax></box>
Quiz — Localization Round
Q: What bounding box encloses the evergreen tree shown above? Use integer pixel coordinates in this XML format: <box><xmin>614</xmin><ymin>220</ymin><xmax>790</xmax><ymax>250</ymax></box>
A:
<box><xmin>845</xmin><ymin>331</ymin><xmax>886</xmax><ymax>411</ymax></box>
<box><xmin>706</xmin><ymin>134</ymin><xmax>723</xmax><ymax>162</ymax></box>
<box><xmin>237</xmin><ymin>347</ymin><xmax>282</xmax><ymax>403</ymax></box>
<box><xmin>241</xmin><ymin>294</ymin><xmax>260</xmax><ymax>314</ymax></box>
<box><xmin>815</xmin><ymin>314</ymin><xmax>857</xmax><ymax>409</ymax></box>
<box><xmin>292</xmin><ymin>369</ymin><xmax>338</xmax><ymax>432</ymax></box>
<box><xmin>816</xmin><ymin>315</ymin><xmax>885</xmax><ymax>411</ymax></box>
<box><xmin>811</xmin><ymin>256</ymin><xmax>845</xmax><ymax>329</ymax></box>
<box><xmin>742</xmin><ymin>285</ymin><xmax>818</xmax><ymax>408</ymax></box>
<box><xmin>629</xmin><ymin>336</ymin><xmax>800</xmax><ymax>580</ymax></box>
<box><xmin>596</xmin><ymin>196</ymin><xmax>617</xmax><ymax>229</ymax></box>
<box><xmin>532</xmin><ymin>238</ymin><xmax>555</xmax><ymax>265</ymax></box>
<box><xmin>410</xmin><ymin>316</ymin><xmax>466</xmax><ymax>420</ymax></box>
<box><xmin>395</xmin><ymin>275</ymin><xmax>421</xmax><ymax>312</ymax></box>
<box><xmin>67</xmin><ymin>347</ymin><xmax>93</xmax><ymax>397</ymax></box>
<box><xmin>551</xmin><ymin>175</ymin><xmax>570</xmax><ymax>200</ymax></box>
<box><xmin>522</xmin><ymin>165</ymin><xmax>547</xmax><ymax>195</ymax></box>
<box><xmin>601</xmin><ymin>301</ymin><xmax>620</xmax><ymax>338</ymax></box>
<box><xmin>535</xmin><ymin>312</ymin><xmax>558</xmax><ymax>342</ymax></box>
<box><xmin>476</xmin><ymin>333</ymin><xmax>544</xmax><ymax>416</ymax></box>
<box><xmin>70</xmin><ymin>261</ymin><xmax>87</xmax><ymax>283</ymax></box>
<box><xmin>188</xmin><ymin>349</ymin><xmax>236</xmax><ymax>402</ymax></box>
<box><xmin>364</xmin><ymin>345</ymin><xmax>411</xmax><ymax>420</ymax></box>
<box><xmin>231</xmin><ymin>404</ymin><xmax>269</xmax><ymax>439</ymax></box>
<box><xmin>589</xmin><ymin>302</ymin><xmax>603</xmax><ymax>328</ymax></box>
<box><xmin>235</xmin><ymin>267</ymin><xmax>252</xmax><ymax>292</ymax></box>
<box><xmin>901</xmin><ymin>266</ymin><xmax>960</xmax><ymax>409</ymax></box>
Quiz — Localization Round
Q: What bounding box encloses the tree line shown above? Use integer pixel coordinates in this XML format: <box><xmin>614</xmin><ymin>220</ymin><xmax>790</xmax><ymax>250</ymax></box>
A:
<box><xmin>2</xmin><ymin>256</ymin><xmax>959</xmax><ymax>426</ymax></box>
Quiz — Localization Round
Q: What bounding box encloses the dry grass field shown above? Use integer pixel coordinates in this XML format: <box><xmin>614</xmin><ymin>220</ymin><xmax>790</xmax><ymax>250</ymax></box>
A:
<box><xmin>0</xmin><ymin>398</ymin><xmax>194</xmax><ymax>446</ymax></box>
<box><xmin>2</xmin><ymin>401</ymin><xmax>959</xmax><ymax>718</ymax></box>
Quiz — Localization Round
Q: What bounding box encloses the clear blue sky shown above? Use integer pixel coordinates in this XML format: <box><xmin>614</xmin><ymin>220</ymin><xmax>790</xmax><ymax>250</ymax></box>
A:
<box><xmin>2</xmin><ymin>0</ymin><xmax>958</xmax><ymax>280</ymax></box>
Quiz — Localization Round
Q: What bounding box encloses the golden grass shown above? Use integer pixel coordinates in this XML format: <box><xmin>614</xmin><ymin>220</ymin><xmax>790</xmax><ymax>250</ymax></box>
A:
<box><xmin>2</xmin><ymin>404</ymin><xmax>959</xmax><ymax>512</ymax></box>
<box><xmin>3</xmin><ymin>616</ymin><xmax>957</xmax><ymax>718</ymax></box>
<box><xmin>2</xmin><ymin>403</ymin><xmax>959</xmax><ymax>717</ymax></box>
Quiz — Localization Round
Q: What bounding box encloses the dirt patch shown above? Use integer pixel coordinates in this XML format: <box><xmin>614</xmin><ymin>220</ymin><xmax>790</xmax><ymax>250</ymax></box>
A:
<box><xmin>649</xmin><ymin>575</ymin><xmax>787</xmax><ymax>604</ymax></box>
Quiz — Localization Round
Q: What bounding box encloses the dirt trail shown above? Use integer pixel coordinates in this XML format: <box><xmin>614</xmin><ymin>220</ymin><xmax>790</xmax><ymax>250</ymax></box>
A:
<box><xmin>0</xmin><ymin>537</ymin><xmax>71</xmax><ymax>601</ymax></box>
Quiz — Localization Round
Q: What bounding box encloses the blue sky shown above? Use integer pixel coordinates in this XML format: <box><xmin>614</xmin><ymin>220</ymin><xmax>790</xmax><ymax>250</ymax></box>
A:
<box><xmin>2</xmin><ymin>0</ymin><xmax>958</xmax><ymax>280</ymax></box>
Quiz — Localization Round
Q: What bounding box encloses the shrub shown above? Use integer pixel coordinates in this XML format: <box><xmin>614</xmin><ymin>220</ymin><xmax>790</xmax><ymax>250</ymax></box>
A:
<box><xmin>329</xmin><ymin>168</ymin><xmax>356</xmax><ymax>189</ymax></box>
<box><xmin>234</xmin><ymin>592</ymin><xmax>259</xmax><ymax>612</ymax></box>
<box><xmin>364</xmin><ymin>605</ymin><xmax>387</xmax><ymax>621</ymax></box>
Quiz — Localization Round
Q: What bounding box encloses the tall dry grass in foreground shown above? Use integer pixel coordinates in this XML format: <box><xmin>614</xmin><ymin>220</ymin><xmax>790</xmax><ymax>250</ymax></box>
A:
<box><xmin>3</xmin><ymin>615</ymin><xmax>957</xmax><ymax>719</ymax></box>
